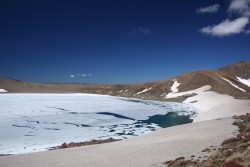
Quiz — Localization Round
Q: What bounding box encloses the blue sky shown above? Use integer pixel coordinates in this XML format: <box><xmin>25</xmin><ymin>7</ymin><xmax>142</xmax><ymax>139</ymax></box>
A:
<box><xmin>0</xmin><ymin>0</ymin><xmax>250</xmax><ymax>84</ymax></box>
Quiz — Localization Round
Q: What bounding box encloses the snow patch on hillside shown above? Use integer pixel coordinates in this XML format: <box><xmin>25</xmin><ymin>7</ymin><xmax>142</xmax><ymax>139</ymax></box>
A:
<box><xmin>237</xmin><ymin>77</ymin><xmax>250</xmax><ymax>87</ymax></box>
<box><xmin>160</xmin><ymin>93</ymin><xmax>167</xmax><ymax>97</ymax></box>
<box><xmin>0</xmin><ymin>89</ymin><xmax>8</xmax><ymax>93</ymax></box>
<box><xmin>120</xmin><ymin>89</ymin><xmax>129</xmax><ymax>93</ymax></box>
<box><xmin>184</xmin><ymin>91</ymin><xmax>250</xmax><ymax>122</ymax></box>
<box><xmin>171</xmin><ymin>81</ymin><xmax>181</xmax><ymax>93</ymax></box>
<box><xmin>221</xmin><ymin>77</ymin><xmax>246</xmax><ymax>92</ymax></box>
<box><xmin>166</xmin><ymin>85</ymin><xmax>211</xmax><ymax>99</ymax></box>
<box><xmin>134</xmin><ymin>87</ymin><xmax>152</xmax><ymax>95</ymax></box>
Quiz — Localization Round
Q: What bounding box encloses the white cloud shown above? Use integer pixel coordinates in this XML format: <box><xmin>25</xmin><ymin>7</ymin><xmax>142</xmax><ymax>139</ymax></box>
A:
<box><xmin>197</xmin><ymin>4</ymin><xmax>220</xmax><ymax>14</ymax></box>
<box><xmin>228</xmin><ymin>0</ymin><xmax>250</xmax><ymax>16</ymax></box>
<box><xmin>70</xmin><ymin>75</ymin><xmax>75</xmax><ymax>78</ymax></box>
<box><xmin>80</xmin><ymin>74</ymin><xmax>92</xmax><ymax>77</ymax></box>
<box><xmin>200</xmin><ymin>17</ymin><xmax>249</xmax><ymax>36</ymax></box>
<box><xmin>198</xmin><ymin>0</ymin><xmax>250</xmax><ymax>37</ymax></box>
<box><xmin>127</xmin><ymin>27</ymin><xmax>151</xmax><ymax>37</ymax></box>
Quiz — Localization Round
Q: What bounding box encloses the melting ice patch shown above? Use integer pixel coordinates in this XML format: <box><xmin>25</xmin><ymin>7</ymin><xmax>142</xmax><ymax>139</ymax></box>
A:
<box><xmin>0</xmin><ymin>94</ymin><xmax>197</xmax><ymax>154</ymax></box>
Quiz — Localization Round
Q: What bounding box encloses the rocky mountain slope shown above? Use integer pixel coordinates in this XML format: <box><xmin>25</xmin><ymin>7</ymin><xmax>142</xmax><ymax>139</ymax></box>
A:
<box><xmin>0</xmin><ymin>61</ymin><xmax>250</xmax><ymax>102</ymax></box>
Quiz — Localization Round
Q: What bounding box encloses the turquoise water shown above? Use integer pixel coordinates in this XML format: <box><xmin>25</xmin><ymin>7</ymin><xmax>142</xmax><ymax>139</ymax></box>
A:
<box><xmin>140</xmin><ymin>112</ymin><xmax>193</xmax><ymax>128</ymax></box>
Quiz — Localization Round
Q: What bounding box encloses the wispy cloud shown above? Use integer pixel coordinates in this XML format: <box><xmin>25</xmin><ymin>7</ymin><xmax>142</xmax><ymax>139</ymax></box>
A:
<box><xmin>197</xmin><ymin>4</ymin><xmax>220</xmax><ymax>14</ymax></box>
<box><xmin>228</xmin><ymin>0</ymin><xmax>250</xmax><ymax>17</ymax></box>
<box><xmin>127</xmin><ymin>27</ymin><xmax>151</xmax><ymax>37</ymax></box>
<box><xmin>200</xmin><ymin>17</ymin><xmax>249</xmax><ymax>36</ymax></box>
<box><xmin>70</xmin><ymin>74</ymin><xmax>92</xmax><ymax>78</ymax></box>
<box><xmin>79</xmin><ymin>74</ymin><xmax>92</xmax><ymax>77</ymax></box>
<box><xmin>137</xmin><ymin>27</ymin><xmax>151</xmax><ymax>35</ymax></box>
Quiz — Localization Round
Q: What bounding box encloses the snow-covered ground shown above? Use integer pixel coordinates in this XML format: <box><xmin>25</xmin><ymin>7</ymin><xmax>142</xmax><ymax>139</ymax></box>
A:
<box><xmin>166</xmin><ymin>85</ymin><xmax>211</xmax><ymax>98</ymax></box>
<box><xmin>0</xmin><ymin>93</ymin><xmax>197</xmax><ymax>154</ymax></box>
<box><xmin>184</xmin><ymin>90</ymin><xmax>250</xmax><ymax>122</ymax></box>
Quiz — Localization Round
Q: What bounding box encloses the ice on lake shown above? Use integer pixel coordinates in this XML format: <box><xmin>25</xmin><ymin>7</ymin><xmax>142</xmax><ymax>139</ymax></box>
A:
<box><xmin>0</xmin><ymin>93</ymin><xmax>198</xmax><ymax>154</ymax></box>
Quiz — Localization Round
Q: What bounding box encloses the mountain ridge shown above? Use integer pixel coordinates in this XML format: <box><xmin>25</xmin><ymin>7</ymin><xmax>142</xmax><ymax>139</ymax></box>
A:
<box><xmin>0</xmin><ymin>61</ymin><xmax>250</xmax><ymax>102</ymax></box>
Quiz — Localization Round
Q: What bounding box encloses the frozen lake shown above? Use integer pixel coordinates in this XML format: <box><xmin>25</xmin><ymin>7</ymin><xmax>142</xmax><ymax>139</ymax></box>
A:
<box><xmin>0</xmin><ymin>93</ymin><xmax>198</xmax><ymax>154</ymax></box>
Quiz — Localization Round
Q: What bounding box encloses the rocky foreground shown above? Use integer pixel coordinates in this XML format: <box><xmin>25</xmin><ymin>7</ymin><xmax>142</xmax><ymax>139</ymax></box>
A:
<box><xmin>165</xmin><ymin>113</ymin><xmax>250</xmax><ymax>167</ymax></box>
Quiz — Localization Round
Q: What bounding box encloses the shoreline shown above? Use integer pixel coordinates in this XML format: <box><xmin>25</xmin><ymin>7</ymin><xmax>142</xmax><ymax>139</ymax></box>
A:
<box><xmin>49</xmin><ymin>138</ymin><xmax>121</xmax><ymax>151</ymax></box>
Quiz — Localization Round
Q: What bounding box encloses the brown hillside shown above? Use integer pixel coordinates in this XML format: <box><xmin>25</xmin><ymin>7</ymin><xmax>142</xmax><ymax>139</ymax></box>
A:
<box><xmin>175</xmin><ymin>70</ymin><xmax>250</xmax><ymax>99</ymax></box>
<box><xmin>0</xmin><ymin>61</ymin><xmax>249</xmax><ymax>101</ymax></box>
<box><xmin>218</xmin><ymin>61</ymin><xmax>250</xmax><ymax>79</ymax></box>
